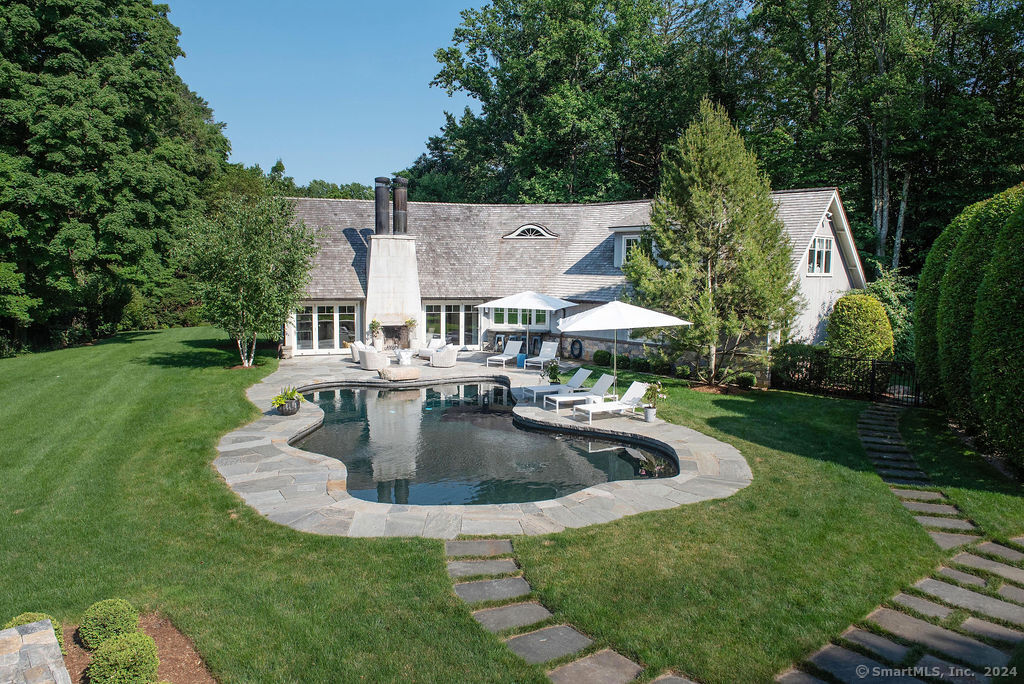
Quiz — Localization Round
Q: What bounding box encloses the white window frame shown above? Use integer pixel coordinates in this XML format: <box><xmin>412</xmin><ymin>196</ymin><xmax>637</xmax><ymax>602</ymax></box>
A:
<box><xmin>502</xmin><ymin>223</ymin><xmax>558</xmax><ymax>239</ymax></box>
<box><xmin>291</xmin><ymin>302</ymin><xmax>360</xmax><ymax>356</ymax></box>
<box><xmin>423</xmin><ymin>301</ymin><xmax>482</xmax><ymax>350</ymax></box>
<box><xmin>807</xmin><ymin>237</ymin><xmax>833</xmax><ymax>276</ymax></box>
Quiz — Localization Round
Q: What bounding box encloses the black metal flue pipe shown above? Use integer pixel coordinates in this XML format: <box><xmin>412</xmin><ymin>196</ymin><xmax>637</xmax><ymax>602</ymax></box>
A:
<box><xmin>374</xmin><ymin>176</ymin><xmax>390</xmax><ymax>235</ymax></box>
<box><xmin>393</xmin><ymin>177</ymin><xmax>408</xmax><ymax>234</ymax></box>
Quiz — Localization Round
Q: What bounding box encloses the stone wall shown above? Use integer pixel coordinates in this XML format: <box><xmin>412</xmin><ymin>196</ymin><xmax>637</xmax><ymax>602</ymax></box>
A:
<box><xmin>0</xmin><ymin>620</ymin><xmax>71</xmax><ymax>684</ymax></box>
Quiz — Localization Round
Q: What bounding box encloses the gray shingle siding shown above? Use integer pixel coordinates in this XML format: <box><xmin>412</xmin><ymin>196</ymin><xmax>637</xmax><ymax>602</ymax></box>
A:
<box><xmin>292</xmin><ymin>189</ymin><xmax>839</xmax><ymax>303</ymax></box>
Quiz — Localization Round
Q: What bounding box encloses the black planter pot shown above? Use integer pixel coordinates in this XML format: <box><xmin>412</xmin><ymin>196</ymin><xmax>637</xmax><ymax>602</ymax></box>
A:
<box><xmin>277</xmin><ymin>399</ymin><xmax>300</xmax><ymax>416</ymax></box>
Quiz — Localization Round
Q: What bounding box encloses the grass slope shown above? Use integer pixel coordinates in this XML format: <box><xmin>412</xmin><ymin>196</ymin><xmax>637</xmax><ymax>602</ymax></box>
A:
<box><xmin>0</xmin><ymin>328</ymin><xmax>544</xmax><ymax>683</ymax></box>
<box><xmin>515</xmin><ymin>369</ymin><xmax>941</xmax><ymax>682</ymax></box>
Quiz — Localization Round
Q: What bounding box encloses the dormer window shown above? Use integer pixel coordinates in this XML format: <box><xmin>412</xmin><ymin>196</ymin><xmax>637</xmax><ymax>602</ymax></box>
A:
<box><xmin>503</xmin><ymin>224</ymin><xmax>558</xmax><ymax>239</ymax></box>
<box><xmin>808</xmin><ymin>237</ymin><xmax>833</xmax><ymax>275</ymax></box>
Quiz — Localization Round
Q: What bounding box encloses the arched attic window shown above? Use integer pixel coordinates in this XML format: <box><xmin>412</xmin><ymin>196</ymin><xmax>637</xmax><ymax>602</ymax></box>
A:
<box><xmin>502</xmin><ymin>223</ymin><xmax>558</xmax><ymax>239</ymax></box>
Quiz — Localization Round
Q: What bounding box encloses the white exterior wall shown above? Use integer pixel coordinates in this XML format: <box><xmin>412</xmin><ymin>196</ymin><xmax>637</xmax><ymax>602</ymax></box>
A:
<box><xmin>791</xmin><ymin>217</ymin><xmax>855</xmax><ymax>343</ymax></box>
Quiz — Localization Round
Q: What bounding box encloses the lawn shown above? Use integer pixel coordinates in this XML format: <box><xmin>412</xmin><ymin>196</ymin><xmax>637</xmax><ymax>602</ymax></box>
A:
<box><xmin>2</xmin><ymin>333</ymin><xmax>1003</xmax><ymax>683</ymax></box>
<box><xmin>0</xmin><ymin>327</ymin><xmax>544</xmax><ymax>683</ymax></box>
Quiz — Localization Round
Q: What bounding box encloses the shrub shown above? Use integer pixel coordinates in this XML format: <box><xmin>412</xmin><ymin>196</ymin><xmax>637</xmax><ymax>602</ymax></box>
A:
<box><xmin>825</xmin><ymin>294</ymin><xmax>894</xmax><ymax>360</ymax></box>
<box><xmin>937</xmin><ymin>183</ymin><xmax>1024</xmax><ymax>425</ymax></box>
<box><xmin>770</xmin><ymin>343</ymin><xmax>828</xmax><ymax>387</ymax></box>
<box><xmin>4</xmin><ymin>613</ymin><xmax>64</xmax><ymax>654</ymax></box>
<box><xmin>970</xmin><ymin>205</ymin><xmax>1024</xmax><ymax>467</ymax></box>
<box><xmin>615</xmin><ymin>354</ymin><xmax>631</xmax><ymax>370</ymax></box>
<box><xmin>674</xmin><ymin>365</ymin><xmax>691</xmax><ymax>379</ymax></box>
<box><xmin>649</xmin><ymin>357</ymin><xmax>673</xmax><ymax>376</ymax></box>
<box><xmin>630</xmin><ymin>357</ymin><xmax>651</xmax><ymax>372</ymax></box>
<box><xmin>592</xmin><ymin>349</ymin><xmax>611</xmax><ymax>366</ymax></box>
<box><xmin>79</xmin><ymin>599</ymin><xmax>139</xmax><ymax>650</ymax></box>
<box><xmin>864</xmin><ymin>267</ymin><xmax>915</xmax><ymax>362</ymax></box>
<box><xmin>735</xmin><ymin>372</ymin><xmax>756</xmax><ymax>390</ymax></box>
<box><xmin>87</xmin><ymin>631</ymin><xmax>159</xmax><ymax>684</ymax></box>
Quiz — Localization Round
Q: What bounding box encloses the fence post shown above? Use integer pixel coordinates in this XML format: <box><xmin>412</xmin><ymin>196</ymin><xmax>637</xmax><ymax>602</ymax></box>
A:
<box><xmin>869</xmin><ymin>360</ymin><xmax>876</xmax><ymax>400</ymax></box>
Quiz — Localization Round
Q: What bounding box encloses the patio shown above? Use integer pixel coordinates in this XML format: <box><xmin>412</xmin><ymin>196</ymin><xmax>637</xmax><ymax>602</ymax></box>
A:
<box><xmin>214</xmin><ymin>353</ymin><xmax>752</xmax><ymax>538</ymax></box>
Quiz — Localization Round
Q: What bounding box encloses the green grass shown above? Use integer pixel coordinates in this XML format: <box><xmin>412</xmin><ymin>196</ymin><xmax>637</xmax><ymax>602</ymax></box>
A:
<box><xmin>0</xmin><ymin>327</ymin><xmax>544</xmax><ymax>683</ymax></box>
<box><xmin>901</xmin><ymin>409</ymin><xmax>1024</xmax><ymax>541</ymax></box>
<box><xmin>515</xmin><ymin>367</ymin><xmax>942</xmax><ymax>682</ymax></box>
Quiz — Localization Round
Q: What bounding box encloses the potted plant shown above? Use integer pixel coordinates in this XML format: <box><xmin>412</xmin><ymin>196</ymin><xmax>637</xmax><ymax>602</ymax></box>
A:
<box><xmin>546</xmin><ymin>360</ymin><xmax>560</xmax><ymax>384</ymax></box>
<box><xmin>271</xmin><ymin>387</ymin><xmax>304</xmax><ymax>416</ymax></box>
<box><xmin>404</xmin><ymin>317</ymin><xmax>418</xmax><ymax>348</ymax></box>
<box><xmin>369</xmin><ymin>319</ymin><xmax>383</xmax><ymax>350</ymax></box>
<box><xmin>642</xmin><ymin>381</ymin><xmax>666</xmax><ymax>422</ymax></box>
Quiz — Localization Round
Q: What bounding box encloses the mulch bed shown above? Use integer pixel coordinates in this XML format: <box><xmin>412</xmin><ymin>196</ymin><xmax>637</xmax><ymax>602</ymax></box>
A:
<box><xmin>63</xmin><ymin>613</ymin><xmax>215</xmax><ymax>684</ymax></box>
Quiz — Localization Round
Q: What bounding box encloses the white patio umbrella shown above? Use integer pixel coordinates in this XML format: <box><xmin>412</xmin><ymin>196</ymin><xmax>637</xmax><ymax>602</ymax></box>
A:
<box><xmin>476</xmin><ymin>291</ymin><xmax>577</xmax><ymax>357</ymax></box>
<box><xmin>557</xmin><ymin>301</ymin><xmax>691</xmax><ymax>395</ymax></box>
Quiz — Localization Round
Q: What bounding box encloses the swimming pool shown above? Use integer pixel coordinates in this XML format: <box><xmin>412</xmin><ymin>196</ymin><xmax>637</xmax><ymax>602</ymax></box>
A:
<box><xmin>295</xmin><ymin>382</ymin><xmax>677</xmax><ymax>505</ymax></box>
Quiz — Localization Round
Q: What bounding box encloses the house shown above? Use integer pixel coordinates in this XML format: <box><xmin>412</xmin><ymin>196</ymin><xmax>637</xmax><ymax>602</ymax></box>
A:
<box><xmin>282</xmin><ymin>178</ymin><xmax>865</xmax><ymax>359</ymax></box>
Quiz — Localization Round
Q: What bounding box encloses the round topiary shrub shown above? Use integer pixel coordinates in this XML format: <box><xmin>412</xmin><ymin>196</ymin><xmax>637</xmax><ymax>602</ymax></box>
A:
<box><xmin>630</xmin><ymin>357</ymin><xmax>651</xmax><ymax>372</ymax></box>
<box><xmin>734</xmin><ymin>372</ymin><xmax>756</xmax><ymax>390</ymax></box>
<box><xmin>79</xmin><ymin>599</ymin><xmax>139</xmax><ymax>650</ymax></box>
<box><xmin>86</xmin><ymin>631</ymin><xmax>159</xmax><ymax>684</ymax></box>
<box><xmin>970</xmin><ymin>205</ymin><xmax>1024</xmax><ymax>467</ymax></box>
<box><xmin>592</xmin><ymin>349</ymin><xmax>611</xmax><ymax>366</ymax></box>
<box><xmin>615</xmin><ymin>354</ymin><xmax>631</xmax><ymax>370</ymax></box>
<box><xmin>4</xmin><ymin>613</ymin><xmax>65</xmax><ymax>654</ymax></box>
<box><xmin>825</xmin><ymin>294</ymin><xmax>894</xmax><ymax>360</ymax></box>
<box><xmin>938</xmin><ymin>183</ymin><xmax>1024</xmax><ymax>426</ymax></box>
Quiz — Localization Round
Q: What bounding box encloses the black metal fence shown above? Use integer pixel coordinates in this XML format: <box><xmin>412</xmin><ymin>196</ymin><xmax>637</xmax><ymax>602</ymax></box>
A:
<box><xmin>770</xmin><ymin>353</ymin><xmax>924</xmax><ymax>406</ymax></box>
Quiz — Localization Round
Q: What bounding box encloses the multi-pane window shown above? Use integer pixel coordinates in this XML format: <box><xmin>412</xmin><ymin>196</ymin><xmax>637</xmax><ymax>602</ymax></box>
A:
<box><xmin>535</xmin><ymin>310</ymin><xmax>547</xmax><ymax>325</ymax></box>
<box><xmin>623</xmin><ymin>235</ymin><xmax>641</xmax><ymax>263</ymax></box>
<box><xmin>507</xmin><ymin>308</ymin><xmax>519</xmax><ymax>325</ymax></box>
<box><xmin>425</xmin><ymin>305</ymin><xmax>441</xmax><ymax>338</ymax></box>
<box><xmin>316</xmin><ymin>306</ymin><xmax>335</xmax><ymax>349</ymax></box>
<box><xmin>808</xmin><ymin>237</ymin><xmax>833</xmax><ymax>275</ymax></box>
<box><xmin>490</xmin><ymin>308</ymin><xmax>549</xmax><ymax>327</ymax></box>
<box><xmin>338</xmin><ymin>305</ymin><xmax>356</xmax><ymax>343</ymax></box>
<box><xmin>295</xmin><ymin>306</ymin><xmax>313</xmax><ymax>350</ymax></box>
<box><xmin>493</xmin><ymin>308</ymin><xmax>505</xmax><ymax>324</ymax></box>
<box><xmin>295</xmin><ymin>304</ymin><xmax>358</xmax><ymax>352</ymax></box>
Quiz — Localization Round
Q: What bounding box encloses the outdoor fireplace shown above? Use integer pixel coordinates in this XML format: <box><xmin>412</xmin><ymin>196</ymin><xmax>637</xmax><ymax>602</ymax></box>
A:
<box><xmin>382</xmin><ymin>325</ymin><xmax>409</xmax><ymax>350</ymax></box>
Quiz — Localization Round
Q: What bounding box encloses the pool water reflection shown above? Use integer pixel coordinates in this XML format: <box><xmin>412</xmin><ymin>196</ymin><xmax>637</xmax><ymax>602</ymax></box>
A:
<box><xmin>296</xmin><ymin>383</ymin><xmax>677</xmax><ymax>505</ymax></box>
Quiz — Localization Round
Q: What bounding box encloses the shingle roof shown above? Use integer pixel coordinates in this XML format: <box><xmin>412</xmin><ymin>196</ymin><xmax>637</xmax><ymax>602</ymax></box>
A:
<box><xmin>293</xmin><ymin>188</ymin><xmax>840</xmax><ymax>302</ymax></box>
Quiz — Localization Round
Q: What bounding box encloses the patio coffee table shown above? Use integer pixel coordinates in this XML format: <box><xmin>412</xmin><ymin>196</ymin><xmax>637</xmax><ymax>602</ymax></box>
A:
<box><xmin>395</xmin><ymin>349</ymin><xmax>416</xmax><ymax>366</ymax></box>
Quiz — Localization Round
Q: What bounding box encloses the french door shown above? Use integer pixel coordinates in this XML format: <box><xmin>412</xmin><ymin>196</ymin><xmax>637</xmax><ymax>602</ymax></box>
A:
<box><xmin>294</xmin><ymin>303</ymin><xmax>359</xmax><ymax>355</ymax></box>
<box><xmin>424</xmin><ymin>303</ymin><xmax>480</xmax><ymax>349</ymax></box>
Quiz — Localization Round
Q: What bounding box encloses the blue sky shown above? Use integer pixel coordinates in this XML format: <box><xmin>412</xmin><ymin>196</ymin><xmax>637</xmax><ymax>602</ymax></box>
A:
<box><xmin>167</xmin><ymin>0</ymin><xmax>477</xmax><ymax>186</ymax></box>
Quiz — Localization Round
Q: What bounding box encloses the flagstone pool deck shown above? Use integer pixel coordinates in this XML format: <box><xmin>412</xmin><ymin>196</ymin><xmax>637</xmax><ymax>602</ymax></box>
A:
<box><xmin>215</xmin><ymin>353</ymin><xmax>751</xmax><ymax>538</ymax></box>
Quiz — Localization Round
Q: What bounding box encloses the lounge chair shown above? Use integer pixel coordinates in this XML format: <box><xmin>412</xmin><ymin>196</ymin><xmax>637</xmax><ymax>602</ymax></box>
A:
<box><xmin>417</xmin><ymin>337</ymin><xmax>444</xmax><ymax>359</ymax></box>
<box><xmin>524</xmin><ymin>341</ymin><xmax>558</xmax><ymax>370</ymax></box>
<box><xmin>572</xmin><ymin>381</ymin><xmax>649</xmax><ymax>425</ymax></box>
<box><xmin>359</xmin><ymin>349</ymin><xmax>391</xmax><ymax>371</ymax></box>
<box><xmin>486</xmin><ymin>340</ymin><xmax>523</xmax><ymax>367</ymax></box>
<box><xmin>543</xmin><ymin>374</ymin><xmax>615</xmax><ymax>412</ymax></box>
<box><xmin>523</xmin><ymin>368</ymin><xmax>592</xmax><ymax>402</ymax></box>
<box><xmin>428</xmin><ymin>345</ymin><xmax>459</xmax><ymax>368</ymax></box>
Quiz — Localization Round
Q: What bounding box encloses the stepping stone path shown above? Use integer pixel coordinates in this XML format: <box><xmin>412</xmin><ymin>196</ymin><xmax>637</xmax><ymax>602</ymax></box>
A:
<box><xmin>445</xmin><ymin>539</ymin><xmax>653</xmax><ymax>682</ymax></box>
<box><xmin>776</xmin><ymin>403</ymin><xmax>1024</xmax><ymax>682</ymax></box>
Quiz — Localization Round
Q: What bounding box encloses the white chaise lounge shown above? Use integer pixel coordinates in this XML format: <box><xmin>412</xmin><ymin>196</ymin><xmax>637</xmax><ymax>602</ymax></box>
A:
<box><xmin>572</xmin><ymin>381</ymin><xmax>649</xmax><ymax>425</ymax></box>
<box><xmin>524</xmin><ymin>341</ymin><xmax>558</xmax><ymax>370</ymax></box>
<box><xmin>543</xmin><ymin>374</ymin><xmax>615</xmax><ymax>412</ymax></box>
<box><xmin>486</xmin><ymin>340</ymin><xmax>523</xmax><ymax>367</ymax></box>
<box><xmin>523</xmin><ymin>368</ymin><xmax>592</xmax><ymax>402</ymax></box>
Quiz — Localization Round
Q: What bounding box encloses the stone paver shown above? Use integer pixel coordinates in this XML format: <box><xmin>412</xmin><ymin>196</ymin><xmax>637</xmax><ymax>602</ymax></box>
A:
<box><xmin>914</xmin><ymin>578</ymin><xmax>1024</xmax><ymax>626</ymax></box>
<box><xmin>916</xmin><ymin>516</ymin><xmax>976</xmax><ymax>531</ymax></box>
<box><xmin>775</xmin><ymin>671</ymin><xmax>828</xmax><ymax>684</ymax></box>
<box><xmin>504</xmin><ymin>625</ymin><xmax>593</xmax><ymax>664</ymax></box>
<box><xmin>216</xmin><ymin>355</ymin><xmax>752</xmax><ymax>538</ymax></box>
<box><xmin>447</xmin><ymin>558</ymin><xmax>518</xmax><ymax>578</ymax></box>
<box><xmin>472</xmin><ymin>602</ymin><xmax>552</xmax><ymax>633</ymax></box>
<box><xmin>939</xmin><ymin>567</ymin><xmax>987</xmax><ymax>588</ymax></box>
<box><xmin>914</xmin><ymin>654</ymin><xmax>989</xmax><ymax>684</ymax></box>
<box><xmin>547</xmin><ymin>649</ymin><xmax>642</xmax><ymax>684</ymax></box>
<box><xmin>893</xmin><ymin>592</ymin><xmax>953</xmax><ymax>619</ymax></box>
<box><xmin>445</xmin><ymin>539</ymin><xmax>514</xmax><ymax>557</ymax></box>
<box><xmin>840</xmin><ymin>627</ymin><xmax>910</xmax><ymax>663</ymax></box>
<box><xmin>453</xmin><ymin>577</ymin><xmax>531</xmax><ymax>603</ymax></box>
<box><xmin>976</xmin><ymin>542</ymin><xmax>1024</xmax><ymax>563</ymax></box>
<box><xmin>808</xmin><ymin>644</ymin><xmax>922</xmax><ymax>683</ymax></box>
<box><xmin>867</xmin><ymin>608</ymin><xmax>1009</xmax><ymax>669</ymax></box>
<box><xmin>961</xmin><ymin>617</ymin><xmax>1024</xmax><ymax>645</ymax></box>
<box><xmin>903</xmin><ymin>501</ymin><xmax>960</xmax><ymax>515</ymax></box>
<box><xmin>931</xmin><ymin>531</ymin><xmax>982</xmax><ymax>550</ymax></box>
<box><xmin>953</xmin><ymin>553</ymin><xmax>1024</xmax><ymax>585</ymax></box>
<box><xmin>0</xmin><ymin>621</ymin><xmax>71</xmax><ymax>684</ymax></box>
<box><xmin>891</xmin><ymin>488</ymin><xmax>946</xmax><ymax>501</ymax></box>
<box><xmin>997</xmin><ymin>583</ymin><xmax>1024</xmax><ymax>604</ymax></box>
<box><xmin>1011</xmin><ymin>536</ymin><xmax>1024</xmax><ymax>547</ymax></box>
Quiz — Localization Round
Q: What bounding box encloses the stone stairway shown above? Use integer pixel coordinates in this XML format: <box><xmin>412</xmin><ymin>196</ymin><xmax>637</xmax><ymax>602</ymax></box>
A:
<box><xmin>777</xmin><ymin>404</ymin><xmax>1024</xmax><ymax>683</ymax></box>
<box><xmin>446</xmin><ymin>539</ymin><xmax>695</xmax><ymax>683</ymax></box>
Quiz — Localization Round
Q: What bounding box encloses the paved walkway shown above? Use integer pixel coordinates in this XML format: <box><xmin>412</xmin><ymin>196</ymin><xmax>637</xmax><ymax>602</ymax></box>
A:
<box><xmin>214</xmin><ymin>354</ymin><xmax>751</xmax><ymax>538</ymax></box>
<box><xmin>777</xmin><ymin>404</ymin><xmax>1024</xmax><ymax>683</ymax></box>
<box><xmin>0</xmin><ymin>620</ymin><xmax>71</xmax><ymax>684</ymax></box>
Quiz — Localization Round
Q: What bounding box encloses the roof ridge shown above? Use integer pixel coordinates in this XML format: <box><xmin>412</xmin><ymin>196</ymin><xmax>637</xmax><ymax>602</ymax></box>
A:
<box><xmin>772</xmin><ymin>187</ymin><xmax>837</xmax><ymax>195</ymax></box>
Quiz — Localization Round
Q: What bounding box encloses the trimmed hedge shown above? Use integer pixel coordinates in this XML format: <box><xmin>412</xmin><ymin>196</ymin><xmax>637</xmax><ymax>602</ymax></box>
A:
<box><xmin>4</xmin><ymin>612</ymin><xmax>65</xmax><ymax>654</ymax></box>
<box><xmin>79</xmin><ymin>599</ymin><xmax>139</xmax><ymax>650</ymax></box>
<box><xmin>915</xmin><ymin>203</ymin><xmax>980</xmax><ymax>404</ymax></box>
<box><xmin>592</xmin><ymin>349</ymin><xmax>611</xmax><ymax>366</ymax></box>
<box><xmin>937</xmin><ymin>184</ymin><xmax>1024</xmax><ymax>425</ymax></box>
<box><xmin>614</xmin><ymin>354</ymin><xmax>631</xmax><ymax>370</ymax></box>
<box><xmin>630</xmin><ymin>357</ymin><xmax>651</xmax><ymax>372</ymax></box>
<box><xmin>734</xmin><ymin>372</ymin><xmax>756</xmax><ymax>390</ymax></box>
<box><xmin>825</xmin><ymin>294</ymin><xmax>894</xmax><ymax>360</ymax></box>
<box><xmin>970</xmin><ymin>205</ymin><xmax>1024</xmax><ymax>467</ymax></box>
<box><xmin>87</xmin><ymin>631</ymin><xmax>159</xmax><ymax>684</ymax></box>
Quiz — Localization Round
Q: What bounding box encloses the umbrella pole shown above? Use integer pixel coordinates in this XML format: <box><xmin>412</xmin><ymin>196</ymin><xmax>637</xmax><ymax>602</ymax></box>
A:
<box><xmin>613</xmin><ymin>329</ymin><xmax>618</xmax><ymax>398</ymax></box>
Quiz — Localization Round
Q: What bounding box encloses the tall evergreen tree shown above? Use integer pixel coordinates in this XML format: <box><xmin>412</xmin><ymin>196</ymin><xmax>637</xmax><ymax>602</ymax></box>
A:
<box><xmin>624</xmin><ymin>99</ymin><xmax>799</xmax><ymax>383</ymax></box>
